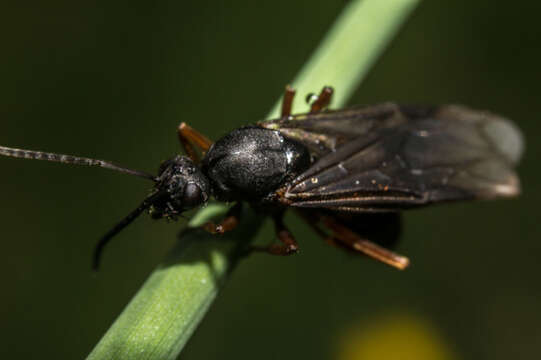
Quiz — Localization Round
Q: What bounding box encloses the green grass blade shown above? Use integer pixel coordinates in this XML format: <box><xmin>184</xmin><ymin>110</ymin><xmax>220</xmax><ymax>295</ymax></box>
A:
<box><xmin>87</xmin><ymin>0</ymin><xmax>420</xmax><ymax>359</ymax></box>
<box><xmin>268</xmin><ymin>0</ymin><xmax>420</xmax><ymax>116</ymax></box>
<box><xmin>87</xmin><ymin>205</ymin><xmax>262</xmax><ymax>360</ymax></box>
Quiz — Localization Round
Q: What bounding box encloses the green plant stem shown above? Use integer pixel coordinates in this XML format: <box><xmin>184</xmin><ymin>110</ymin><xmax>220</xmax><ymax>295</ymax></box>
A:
<box><xmin>87</xmin><ymin>1</ymin><xmax>420</xmax><ymax>359</ymax></box>
<box><xmin>268</xmin><ymin>0</ymin><xmax>420</xmax><ymax>116</ymax></box>
<box><xmin>87</xmin><ymin>204</ymin><xmax>262</xmax><ymax>360</ymax></box>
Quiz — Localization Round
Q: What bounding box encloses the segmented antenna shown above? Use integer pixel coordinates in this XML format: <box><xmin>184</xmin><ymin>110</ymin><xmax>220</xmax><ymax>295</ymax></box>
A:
<box><xmin>92</xmin><ymin>191</ymin><xmax>167</xmax><ymax>270</ymax></box>
<box><xmin>0</xmin><ymin>145</ymin><xmax>155</xmax><ymax>181</ymax></box>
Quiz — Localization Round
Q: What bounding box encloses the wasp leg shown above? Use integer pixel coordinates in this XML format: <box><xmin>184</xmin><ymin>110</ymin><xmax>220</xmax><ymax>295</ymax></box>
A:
<box><xmin>296</xmin><ymin>210</ymin><xmax>341</xmax><ymax>247</ymax></box>
<box><xmin>297</xmin><ymin>210</ymin><xmax>409</xmax><ymax>270</ymax></box>
<box><xmin>251</xmin><ymin>215</ymin><xmax>299</xmax><ymax>255</ymax></box>
<box><xmin>281</xmin><ymin>85</ymin><xmax>296</xmax><ymax>118</ymax></box>
<box><xmin>202</xmin><ymin>202</ymin><xmax>242</xmax><ymax>234</ymax></box>
<box><xmin>177</xmin><ymin>122</ymin><xmax>213</xmax><ymax>163</ymax></box>
<box><xmin>320</xmin><ymin>215</ymin><xmax>409</xmax><ymax>270</ymax></box>
<box><xmin>310</xmin><ymin>86</ymin><xmax>334</xmax><ymax>113</ymax></box>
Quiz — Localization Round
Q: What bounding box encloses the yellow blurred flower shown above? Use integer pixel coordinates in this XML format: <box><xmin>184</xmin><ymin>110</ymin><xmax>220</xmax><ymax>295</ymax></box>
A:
<box><xmin>336</xmin><ymin>313</ymin><xmax>457</xmax><ymax>360</ymax></box>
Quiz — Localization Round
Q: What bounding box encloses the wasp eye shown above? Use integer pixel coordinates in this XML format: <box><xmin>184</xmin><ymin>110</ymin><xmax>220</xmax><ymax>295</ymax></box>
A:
<box><xmin>183</xmin><ymin>183</ymin><xmax>203</xmax><ymax>208</ymax></box>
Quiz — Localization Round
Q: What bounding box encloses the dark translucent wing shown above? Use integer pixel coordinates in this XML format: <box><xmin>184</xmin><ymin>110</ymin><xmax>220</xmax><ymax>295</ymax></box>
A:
<box><xmin>261</xmin><ymin>104</ymin><xmax>401</xmax><ymax>157</ymax></box>
<box><xmin>263</xmin><ymin>103</ymin><xmax>523</xmax><ymax>212</ymax></box>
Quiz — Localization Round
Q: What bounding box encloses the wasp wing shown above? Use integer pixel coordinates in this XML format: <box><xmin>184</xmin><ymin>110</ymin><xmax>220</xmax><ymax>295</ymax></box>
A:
<box><xmin>262</xmin><ymin>103</ymin><xmax>523</xmax><ymax>212</ymax></box>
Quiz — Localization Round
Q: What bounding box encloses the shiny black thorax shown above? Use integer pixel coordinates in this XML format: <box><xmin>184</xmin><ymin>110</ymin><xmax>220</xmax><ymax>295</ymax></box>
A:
<box><xmin>201</xmin><ymin>127</ymin><xmax>311</xmax><ymax>202</ymax></box>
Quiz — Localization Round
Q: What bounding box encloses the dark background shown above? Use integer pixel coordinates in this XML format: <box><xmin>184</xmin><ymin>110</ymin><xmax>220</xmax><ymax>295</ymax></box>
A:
<box><xmin>1</xmin><ymin>1</ymin><xmax>539</xmax><ymax>359</ymax></box>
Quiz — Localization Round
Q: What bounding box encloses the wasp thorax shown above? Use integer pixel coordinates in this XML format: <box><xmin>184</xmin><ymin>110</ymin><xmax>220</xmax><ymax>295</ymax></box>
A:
<box><xmin>149</xmin><ymin>155</ymin><xmax>210</xmax><ymax>219</ymax></box>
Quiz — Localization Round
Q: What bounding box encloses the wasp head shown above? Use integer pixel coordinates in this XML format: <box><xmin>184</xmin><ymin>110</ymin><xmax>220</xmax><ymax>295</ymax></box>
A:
<box><xmin>149</xmin><ymin>155</ymin><xmax>210</xmax><ymax>220</ymax></box>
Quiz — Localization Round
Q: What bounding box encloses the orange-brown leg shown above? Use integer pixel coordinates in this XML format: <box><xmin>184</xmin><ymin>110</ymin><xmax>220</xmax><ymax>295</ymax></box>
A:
<box><xmin>202</xmin><ymin>202</ymin><xmax>242</xmax><ymax>234</ymax></box>
<box><xmin>310</xmin><ymin>86</ymin><xmax>334</xmax><ymax>113</ymax></box>
<box><xmin>251</xmin><ymin>215</ymin><xmax>299</xmax><ymax>255</ymax></box>
<box><xmin>281</xmin><ymin>85</ymin><xmax>296</xmax><ymax>118</ymax></box>
<box><xmin>297</xmin><ymin>210</ymin><xmax>409</xmax><ymax>270</ymax></box>
<box><xmin>320</xmin><ymin>215</ymin><xmax>409</xmax><ymax>270</ymax></box>
<box><xmin>177</xmin><ymin>122</ymin><xmax>213</xmax><ymax>163</ymax></box>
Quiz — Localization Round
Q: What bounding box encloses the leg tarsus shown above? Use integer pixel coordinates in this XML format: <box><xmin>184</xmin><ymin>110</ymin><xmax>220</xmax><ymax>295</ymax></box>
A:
<box><xmin>281</xmin><ymin>85</ymin><xmax>296</xmax><ymax>118</ymax></box>
<box><xmin>310</xmin><ymin>86</ymin><xmax>334</xmax><ymax>113</ymax></box>
<box><xmin>250</xmin><ymin>242</ymin><xmax>298</xmax><ymax>255</ymax></box>
<box><xmin>202</xmin><ymin>203</ymin><xmax>242</xmax><ymax>235</ymax></box>
<box><xmin>249</xmin><ymin>214</ymin><xmax>299</xmax><ymax>256</ymax></box>
<box><xmin>279</xmin><ymin>85</ymin><xmax>333</xmax><ymax>117</ymax></box>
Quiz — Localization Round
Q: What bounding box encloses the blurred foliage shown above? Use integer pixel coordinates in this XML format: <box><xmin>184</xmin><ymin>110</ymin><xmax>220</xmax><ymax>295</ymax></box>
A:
<box><xmin>0</xmin><ymin>1</ymin><xmax>540</xmax><ymax>359</ymax></box>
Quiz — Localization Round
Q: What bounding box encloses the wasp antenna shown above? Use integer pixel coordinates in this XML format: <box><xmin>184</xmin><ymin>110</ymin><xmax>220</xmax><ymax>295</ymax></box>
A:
<box><xmin>0</xmin><ymin>145</ymin><xmax>156</xmax><ymax>181</ymax></box>
<box><xmin>93</xmin><ymin>191</ymin><xmax>167</xmax><ymax>270</ymax></box>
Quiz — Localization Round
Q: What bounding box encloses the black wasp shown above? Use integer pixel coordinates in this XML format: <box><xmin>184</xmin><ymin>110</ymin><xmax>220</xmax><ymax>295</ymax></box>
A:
<box><xmin>0</xmin><ymin>86</ymin><xmax>523</xmax><ymax>270</ymax></box>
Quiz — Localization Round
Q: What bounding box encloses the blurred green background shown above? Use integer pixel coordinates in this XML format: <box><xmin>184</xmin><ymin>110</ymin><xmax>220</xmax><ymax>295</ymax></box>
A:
<box><xmin>1</xmin><ymin>1</ymin><xmax>539</xmax><ymax>359</ymax></box>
